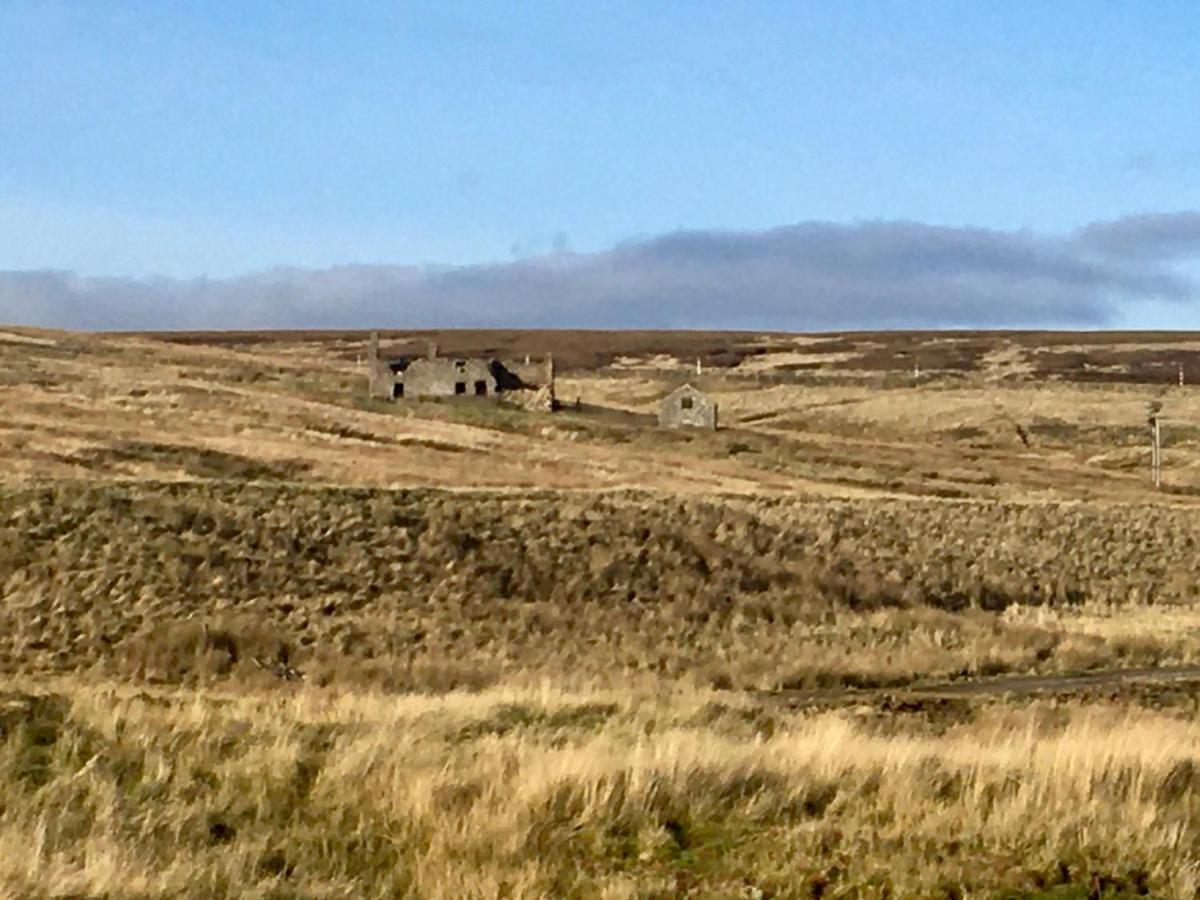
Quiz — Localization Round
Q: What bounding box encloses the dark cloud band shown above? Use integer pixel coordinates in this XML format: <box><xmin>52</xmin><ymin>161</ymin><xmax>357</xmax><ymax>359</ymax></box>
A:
<box><xmin>1076</xmin><ymin>212</ymin><xmax>1200</xmax><ymax>261</ymax></box>
<box><xmin>1</xmin><ymin>214</ymin><xmax>1196</xmax><ymax>331</ymax></box>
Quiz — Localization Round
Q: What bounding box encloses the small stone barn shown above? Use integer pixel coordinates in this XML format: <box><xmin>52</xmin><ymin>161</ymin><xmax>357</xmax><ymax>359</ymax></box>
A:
<box><xmin>659</xmin><ymin>384</ymin><xmax>717</xmax><ymax>430</ymax></box>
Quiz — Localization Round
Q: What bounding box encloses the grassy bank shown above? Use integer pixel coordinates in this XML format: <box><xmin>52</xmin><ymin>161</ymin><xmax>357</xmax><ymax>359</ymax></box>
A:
<box><xmin>1</xmin><ymin>482</ymin><xmax>1199</xmax><ymax>690</ymax></box>
<box><xmin>5</xmin><ymin>481</ymin><xmax>1200</xmax><ymax>690</ymax></box>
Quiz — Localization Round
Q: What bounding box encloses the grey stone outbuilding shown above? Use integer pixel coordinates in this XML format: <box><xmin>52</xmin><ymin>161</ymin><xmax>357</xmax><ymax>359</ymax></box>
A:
<box><xmin>658</xmin><ymin>383</ymin><xmax>717</xmax><ymax>430</ymax></box>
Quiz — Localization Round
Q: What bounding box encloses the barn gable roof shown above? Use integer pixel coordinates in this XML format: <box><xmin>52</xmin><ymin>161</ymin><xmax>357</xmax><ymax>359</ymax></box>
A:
<box><xmin>661</xmin><ymin>383</ymin><xmax>709</xmax><ymax>403</ymax></box>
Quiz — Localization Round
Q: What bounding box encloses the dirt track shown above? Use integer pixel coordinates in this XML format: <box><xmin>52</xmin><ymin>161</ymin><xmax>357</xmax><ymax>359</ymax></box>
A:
<box><xmin>765</xmin><ymin>665</ymin><xmax>1200</xmax><ymax>707</ymax></box>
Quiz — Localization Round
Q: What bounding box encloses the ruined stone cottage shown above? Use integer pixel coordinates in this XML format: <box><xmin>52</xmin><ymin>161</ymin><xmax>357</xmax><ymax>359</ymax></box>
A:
<box><xmin>366</xmin><ymin>333</ymin><xmax>555</xmax><ymax>409</ymax></box>
<box><xmin>659</xmin><ymin>383</ymin><xmax>717</xmax><ymax>430</ymax></box>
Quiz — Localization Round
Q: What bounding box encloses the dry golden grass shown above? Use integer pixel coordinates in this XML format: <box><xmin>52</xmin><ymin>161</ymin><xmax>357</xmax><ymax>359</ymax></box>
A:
<box><xmin>0</xmin><ymin>679</ymin><xmax>1197</xmax><ymax>898</ymax></box>
<box><xmin>3</xmin><ymin>327</ymin><xmax>1200</xmax><ymax>498</ymax></box>
<box><xmin>0</xmin><ymin>330</ymin><xmax>808</xmax><ymax>493</ymax></box>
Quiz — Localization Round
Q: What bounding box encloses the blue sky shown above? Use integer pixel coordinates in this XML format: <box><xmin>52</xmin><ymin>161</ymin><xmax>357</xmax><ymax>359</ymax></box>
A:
<box><xmin>2</xmin><ymin>1</ymin><xmax>1199</xmax><ymax>329</ymax></box>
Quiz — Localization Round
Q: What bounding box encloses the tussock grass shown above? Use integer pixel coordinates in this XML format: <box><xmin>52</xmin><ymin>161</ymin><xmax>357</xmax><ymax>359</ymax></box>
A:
<box><xmin>0</xmin><ymin>682</ymin><xmax>1195</xmax><ymax>898</ymax></box>
<box><xmin>2</xmin><ymin>482</ymin><xmax>1198</xmax><ymax>690</ymax></box>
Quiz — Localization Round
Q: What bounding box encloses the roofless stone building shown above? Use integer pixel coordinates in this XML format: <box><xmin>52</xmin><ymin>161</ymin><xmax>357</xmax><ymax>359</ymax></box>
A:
<box><xmin>366</xmin><ymin>333</ymin><xmax>555</xmax><ymax>409</ymax></box>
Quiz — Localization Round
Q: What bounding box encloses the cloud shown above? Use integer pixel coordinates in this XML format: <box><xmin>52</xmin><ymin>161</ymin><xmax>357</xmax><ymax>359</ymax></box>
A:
<box><xmin>1076</xmin><ymin>212</ymin><xmax>1200</xmax><ymax>261</ymax></box>
<box><xmin>0</xmin><ymin>216</ymin><xmax>1196</xmax><ymax>331</ymax></box>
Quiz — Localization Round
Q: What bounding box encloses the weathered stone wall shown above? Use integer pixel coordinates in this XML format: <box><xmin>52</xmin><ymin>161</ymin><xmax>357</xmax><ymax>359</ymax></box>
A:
<box><xmin>659</xmin><ymin>384</ymin><xmax>717</xmax><ymax>429</ymax></box>
<box><xmin>506</xmin><ymin>384</ymin><xmax>556</xmax><ymax>412</ymax></box>
<box><xmin>503</xmin><ymin>356</ymin><xmax>555</xmax><ymax>389</ymax></box>
<box><xmin>366</xmin><ymin>332</ymin><xmax>395</xmax><ymax>399</ymax></box>
<box><xmin>367</xmin><ymin>360</ymin><xmax>395</xmax><ymax>399</ymax></box>
<box><xmin>499</xmin><ymin>356</ymin><xmax>556</xmax><ymax>410</ymax></box>
<box><xmin>398</xmin><ymin>358</ymin><xmax>497</xmax><ymax>398</ymax></box>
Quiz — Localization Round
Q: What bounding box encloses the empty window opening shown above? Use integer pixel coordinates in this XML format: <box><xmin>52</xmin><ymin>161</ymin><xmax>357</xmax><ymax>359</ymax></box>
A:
<box><xmin>681</xmin><ymin>396</ymin><xmax>694</xmax><ymax>409</ymax></box>
<box><xmin>455</xmin><ymin>381</ymin><xmax>467</xmax><ymax>395</ymax></box>
<box><xmin>474</xmin><ymin>380</ymin><xmax>488</xmax><ymax>396</ymax></box>
<box><xmin>393</xmin><ymin>382</ymin><xmax>404</xmax><ymax>398</ymax></box>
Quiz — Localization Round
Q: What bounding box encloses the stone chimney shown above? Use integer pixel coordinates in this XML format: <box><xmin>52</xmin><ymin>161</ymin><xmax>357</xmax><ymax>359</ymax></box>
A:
<box><xmin>427</xmin><ymin>341</ymin><xmax>438</xmax><ymax>361</ymax></box>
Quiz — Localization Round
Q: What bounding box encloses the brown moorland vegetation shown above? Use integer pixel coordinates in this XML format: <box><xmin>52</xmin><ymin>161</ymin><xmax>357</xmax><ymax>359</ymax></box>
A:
<box><xmin>4</xmin><ymin>327</ymin><xmax>1200</xmax><ymax>896</ymax></box>
<box><xmin>1</xmin><ymin>482</ymin><xmax>1199</xmax><ymax>693</ymax></box>
<box><xmin>133</xmin><ymin>327</ymin><xmax>1200</xmax><ymax>385</ymax></box>
<box><xmin>5</xmin><ymin>326</ymin><xmax>1200</xmax><ymax>497</ymax></box>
